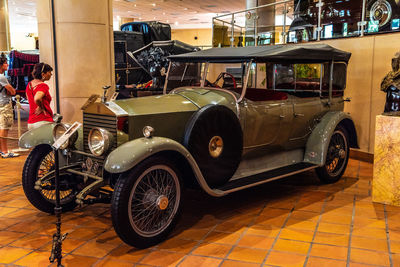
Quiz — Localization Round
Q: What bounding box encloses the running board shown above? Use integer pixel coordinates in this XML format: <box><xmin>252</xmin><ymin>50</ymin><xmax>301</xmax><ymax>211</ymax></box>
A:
<box><xmin>212</xmin><ymin>163</ymin><xmax>317</xmax><ymax>196</ymax></box>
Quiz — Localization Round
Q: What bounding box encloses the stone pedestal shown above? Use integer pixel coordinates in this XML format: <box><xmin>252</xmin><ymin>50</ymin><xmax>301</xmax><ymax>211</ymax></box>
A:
<box><xmin>372</xmin><ymin>115</ymin><xmax>400</xmax><ymax>206</ymax></box>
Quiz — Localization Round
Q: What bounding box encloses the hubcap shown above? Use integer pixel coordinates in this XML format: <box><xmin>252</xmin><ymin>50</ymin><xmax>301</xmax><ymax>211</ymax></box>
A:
<box><xmin>157</xmin><ymin>196</ymin><xmax>169</xmax><ymax>210</ymax></box>
<box><xmin>339</xmin><ymin>149</ymin><xmax>346</xmax><ymax>159</ymax></box>
<box><xmin>209</xmin><ymin>136</ymin><xmax>224</xmax><ymax>158</ymax></box>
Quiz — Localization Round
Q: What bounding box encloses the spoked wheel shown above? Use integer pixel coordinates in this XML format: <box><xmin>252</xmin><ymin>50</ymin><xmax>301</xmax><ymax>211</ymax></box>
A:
<box><xmin>111</xmin><ymin>156</ymin><xmax>183</xmax><ymax>248</ymax></box>
<box><xmin>22</xmin><ymin>144</ymin><xmax>78</xmax><ymax>213</ymax></box>
<box><xmin>316</xmin><ymin>126</ymin><xmax>349</xmax><ymax>184</ymax></box>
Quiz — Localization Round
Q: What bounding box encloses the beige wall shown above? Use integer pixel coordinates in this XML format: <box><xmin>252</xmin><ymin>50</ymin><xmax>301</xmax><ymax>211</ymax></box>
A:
<box><xmin>0</xmin><ymin>0</ymin><xmax>10</xmax><ymax>51</ymax></box>
<box><xmin>10</xmin><ymin>33</ymin><xmax>36</xmax><ymax>50</ymax></box>
<box><xmin>171</xmin><ymin>28</ymin><xmax>212</xmax><ymax>47</ymax></box>
<box><xmin>321</xmin><ymin>32</ymin><xmax>400</xmax><ymax>154</ymax></box>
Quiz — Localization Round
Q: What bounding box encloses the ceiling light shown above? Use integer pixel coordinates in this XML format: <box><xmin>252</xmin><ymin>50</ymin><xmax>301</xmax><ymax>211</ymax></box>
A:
<box><xmin>184</xmin><ymin>8</ymin><xmax>188</xmax><ymax>10</ymax></box>
<box><xmin>175</xmin><ymin>21</ymin><xmax>179</xmax><ymax>25</ymax></box>
<box><xmin>166</xmin><ymin>20</ymin><xmax>169</xmax><ymax>23</ymax></box>
<box><xmin>134</xmin><ymin>4</ymin><xmax>137</xmax><ymax>7</ymax></box>
<box><xmin>163</xmin><ymin>12</ymin><xmax>166</xmax><ymax>15</ymax></box>
<box><xmin>152</xmin><ymin>3</ymin><xmax>156</xmax><ymax>6</ymax></box>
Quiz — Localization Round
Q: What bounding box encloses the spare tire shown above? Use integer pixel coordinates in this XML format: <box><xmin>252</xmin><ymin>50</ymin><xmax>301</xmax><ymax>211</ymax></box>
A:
<box><xmin>183</xmin><ymin>105</ymin><xmax>243</xmax><ymax>186</ymax></box>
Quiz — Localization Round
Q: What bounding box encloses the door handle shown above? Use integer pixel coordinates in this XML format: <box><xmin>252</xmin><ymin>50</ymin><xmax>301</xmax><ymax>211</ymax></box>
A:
<box><xmin>294</xmin><ymin>113</ymin><xmax>305</xmax><ymax>117</ymax></box>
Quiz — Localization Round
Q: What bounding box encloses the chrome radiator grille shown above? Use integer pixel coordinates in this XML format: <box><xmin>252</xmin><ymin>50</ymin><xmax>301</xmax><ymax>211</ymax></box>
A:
<box><xmin>83</xmin><ymin>113</ymin><xmax>117</xmax><ymax>154</ymax></box>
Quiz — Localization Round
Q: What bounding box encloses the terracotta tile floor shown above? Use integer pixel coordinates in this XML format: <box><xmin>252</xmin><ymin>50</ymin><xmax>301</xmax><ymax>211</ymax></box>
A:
<box><xmin>1</xmin><ymin>122</ymin><xmax>400</xmax><ymax>266</ymax></box>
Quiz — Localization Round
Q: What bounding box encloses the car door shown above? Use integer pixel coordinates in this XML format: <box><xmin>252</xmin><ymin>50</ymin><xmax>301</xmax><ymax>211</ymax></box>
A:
<box><xmin>288</xmin><ymin>96</ymin><xmax>322</xmax><ymax>146</ymax></box>
<box><xmin>242</xmin><ymin>98</ymin><xmax>292</xmax><ymax>148</ymax></box>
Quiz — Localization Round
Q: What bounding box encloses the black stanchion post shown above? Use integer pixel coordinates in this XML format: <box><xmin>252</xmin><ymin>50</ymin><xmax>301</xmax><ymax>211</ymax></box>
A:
<box><xmin>49</xmin><ymin>148</ymin><xmax>66</xmax><ymax>267</ymax></box>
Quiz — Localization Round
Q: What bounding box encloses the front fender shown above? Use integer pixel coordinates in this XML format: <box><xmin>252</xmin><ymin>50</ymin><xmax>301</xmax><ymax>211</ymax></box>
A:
<box><xmin>304</xmin><ymin>111</ymin><xmax>356</xmax><ymax>166</ymax></box>
<box><xmin>18</xmin><ymin>123</ymin><xmax>56</xmax><ymax>148</ymax></box>
<box><xmin>104</xmin><ymin>136</ymin><xmax>228</xmax><ymax>197</ymax></box>
<box><xmin>19</xmin><ymin>123</ymin><xmax>84</xmax><ymax>150</ymax></box>
<box><xmin>104</xmin><ymin>137</ymin><xmax>194</xmax><ymax>173</ymax></box>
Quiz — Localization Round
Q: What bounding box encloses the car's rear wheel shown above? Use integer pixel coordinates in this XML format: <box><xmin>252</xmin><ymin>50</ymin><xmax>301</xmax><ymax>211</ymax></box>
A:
<box><xmin>316</xmin><ymin>126</ymin><xmax>349</xmax><ymax>184</ymax></box>
<box><xmin>183</xmin><ymin>105</ymin><xmax>243</xmax><ymax>186</ymax></box>
<box><xmin>111</xmin><ymin>156</ymin><xmax>183</xmax><ymax>248</ymax></box>
<box><xmin>22</xmin><ymin>144</ymin><xmax>78</xmax><ymax>213</ymax></box>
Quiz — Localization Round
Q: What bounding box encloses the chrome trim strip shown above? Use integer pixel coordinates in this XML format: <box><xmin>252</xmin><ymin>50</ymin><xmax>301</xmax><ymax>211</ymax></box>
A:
<box><xmin>237</xmin><ymin>61</ymin><xmax>252</xmax><ymax>103</ymax></box>
<box><xmin>214</xmin><ymin>165</ymin><xmax>318</xmax><ymax>196</ymax></box>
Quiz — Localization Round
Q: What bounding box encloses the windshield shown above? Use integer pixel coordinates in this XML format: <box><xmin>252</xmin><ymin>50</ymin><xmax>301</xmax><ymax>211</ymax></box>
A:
<box><xmin>164</xmin><ymin>61</ymin><xmax>250</xmax><ymax>96</ymax></box>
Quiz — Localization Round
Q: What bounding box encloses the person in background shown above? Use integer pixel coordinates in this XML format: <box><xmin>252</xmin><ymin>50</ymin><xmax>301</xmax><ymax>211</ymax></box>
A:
<box><xmin>0</xmin><ymin>53</ymin><xmax>19</xmax><ymax>158</ymax></box>
<box><xmin>26</xmin><ymin>62</ymin><xmax>54</xmax><ymax>130</ymax></box>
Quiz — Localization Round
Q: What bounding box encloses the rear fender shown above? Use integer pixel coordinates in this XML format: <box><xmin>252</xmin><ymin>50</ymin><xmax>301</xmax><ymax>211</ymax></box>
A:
<box><xmin>304</xmin><ymin>111</ymin><xmax>358</xmax><ymax>166</ymax></box>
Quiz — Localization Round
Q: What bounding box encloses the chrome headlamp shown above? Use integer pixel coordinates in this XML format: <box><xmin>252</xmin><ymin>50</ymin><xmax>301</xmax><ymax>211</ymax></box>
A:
<box><xmin>52</xmin><ymin>123</ymin><xmax>77</xmax><ymax>149</ymax></box>
<box><xmin>88</xmin><ymin>128</ymin><xmax>114</xmax><ymax>156</ymax></box>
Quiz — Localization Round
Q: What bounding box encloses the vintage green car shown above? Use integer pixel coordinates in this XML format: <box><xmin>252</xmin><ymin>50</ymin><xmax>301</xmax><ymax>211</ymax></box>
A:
<box><xmin>19</xmin><ymin>44</ymin><xmax>358</xmax><ymax>248</ymax></box>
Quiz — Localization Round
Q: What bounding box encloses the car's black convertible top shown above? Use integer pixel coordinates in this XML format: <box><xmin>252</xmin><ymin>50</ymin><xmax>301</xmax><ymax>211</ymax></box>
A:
<box><xmin>169</xmin><ymin>44</ymin><xmax>351</xmax><ymax>63</ymax></box>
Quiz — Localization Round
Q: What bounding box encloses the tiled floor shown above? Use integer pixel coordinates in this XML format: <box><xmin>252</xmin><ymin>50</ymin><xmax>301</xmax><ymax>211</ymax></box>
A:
<box><xmin>1</xmin><ymin>123</ymin><xmax>399</xmax><ymax>266</ymax></box>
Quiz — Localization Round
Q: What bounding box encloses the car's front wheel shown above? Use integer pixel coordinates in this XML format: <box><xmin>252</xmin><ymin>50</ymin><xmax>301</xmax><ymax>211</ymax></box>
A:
<box><xmin>111</xmin><ymin>156</ymin><xmax>183</xmax><ymax>248</ymax></box>
<box><xmin>22</xmin><ymin>144</ymin><xmax>78</xmax><ymax>213</ymax></box>
<box><xmin>316</xmin><ymin>126</ymin><xmax>349</xmax><ymax>184</ymax></box>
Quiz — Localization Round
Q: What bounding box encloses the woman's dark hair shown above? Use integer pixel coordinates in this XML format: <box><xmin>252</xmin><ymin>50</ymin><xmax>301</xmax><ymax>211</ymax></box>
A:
<box><xmin>32</xmin><ymin>62</ymin><xmax>53</xmax><ymax>79</ymax></box>
<box><xmin>0</xmin><ymin>53</ymin><xmax>7</xmax><ymax>66</ymax></box>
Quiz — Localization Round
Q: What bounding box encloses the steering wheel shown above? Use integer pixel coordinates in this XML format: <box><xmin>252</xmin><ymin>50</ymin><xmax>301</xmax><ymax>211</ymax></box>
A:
<box><xmin>212</xmin><ymin>72</ymin><xmax>237</xmax><ymax>89</ymax></box>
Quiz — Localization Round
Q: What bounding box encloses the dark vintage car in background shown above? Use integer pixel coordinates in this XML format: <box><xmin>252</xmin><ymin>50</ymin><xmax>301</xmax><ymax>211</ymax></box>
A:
<box><xmin>19</xmin><ymin>43</ymin><xmax>358</xmax><ymax>248</ymax></box>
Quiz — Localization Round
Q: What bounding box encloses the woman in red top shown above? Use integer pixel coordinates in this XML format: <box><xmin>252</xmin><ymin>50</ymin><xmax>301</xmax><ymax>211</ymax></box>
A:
<box><xmin>26</xmin><ymin>63</ymin><xmax>54</xmax><ymax>130</ymax></box>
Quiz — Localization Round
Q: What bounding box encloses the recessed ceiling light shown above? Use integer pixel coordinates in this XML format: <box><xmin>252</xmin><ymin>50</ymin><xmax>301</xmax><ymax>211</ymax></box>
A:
<box><xmin>163</xmin><ymin>12</ymin><xmax>166</xmax><ymax>15</ymax></box>
<box><xmin>175</xmin><ymin>21</ymin><xmax>179</xmax><ymax>25</ymax></box>
<box><xmin>134</xmin><ymin>4</ymin><xmax>137</xmax><ymax>7</ymax></box>
<box><xmin>184</xmin><ymin>8</ymin><xmax>188</xmax><ymax>10</ymax></box>
<box><xmin>152</xmin><ymin>3</ymin><xmax>156</xmax><ymax>6</ymax></box>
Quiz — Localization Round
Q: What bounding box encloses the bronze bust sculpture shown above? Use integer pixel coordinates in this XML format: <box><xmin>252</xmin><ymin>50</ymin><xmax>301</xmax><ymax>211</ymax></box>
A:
<box><xmin>381</xmin><ymin>52</ymin><xmax>400</xmax><ymax>113</ymax></box>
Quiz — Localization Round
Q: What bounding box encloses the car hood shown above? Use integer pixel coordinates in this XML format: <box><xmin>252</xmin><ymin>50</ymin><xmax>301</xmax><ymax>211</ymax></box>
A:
<box><xmin>83</xmin><ymin>88</ymin><xmax>238</xmax><ymax>117</ymax></box>
<box><xmin>171</xmin><ymin>87</ymin><xmax>238</xmax><ymax>113</ymax></box>
<box><xmin>84</xmin><ymin>93</ymin><xmax>198</xmax><ymax>117</ymax></box>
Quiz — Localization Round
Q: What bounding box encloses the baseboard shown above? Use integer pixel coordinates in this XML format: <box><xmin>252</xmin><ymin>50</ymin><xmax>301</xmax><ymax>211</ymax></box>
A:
<box><xmin>350</xmin><ymin>149</ymin><xmax>374</xmax><ymax>163</ymax></box>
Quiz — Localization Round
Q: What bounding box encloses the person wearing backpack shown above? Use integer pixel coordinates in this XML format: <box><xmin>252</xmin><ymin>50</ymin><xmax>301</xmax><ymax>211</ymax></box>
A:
<box><xmin>0</xmin><ymin>53</ymin><xmax>18</xmax><ymax>158</ymax></box>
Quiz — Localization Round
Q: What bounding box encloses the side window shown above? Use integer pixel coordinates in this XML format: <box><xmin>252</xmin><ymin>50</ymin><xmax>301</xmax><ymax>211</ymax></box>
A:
<box><xmin>322</xmin><ymin>62</ymin><xmax>346</xmax><ymax>97</ymax></box>
<box><xmin>274</xmin><ymin>64</ymin><xmax>295</xmax><ymax>89</ymax></box>
<box><xmin>294</xmin><ymin>64</ymin><xmax>321</xmax><ymax>92</ymax></box>
<box><xmin>332</xmin><ymin>63</ymin><xmax>347</xmax><ymax>91</ymax></box>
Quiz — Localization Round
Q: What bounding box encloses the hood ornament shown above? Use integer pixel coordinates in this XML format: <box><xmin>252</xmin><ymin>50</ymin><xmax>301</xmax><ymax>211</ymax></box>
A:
<box><xmin>102</xmin><ymin>85</ymin><xmax>111</xmax><ymax>103</ymax></box>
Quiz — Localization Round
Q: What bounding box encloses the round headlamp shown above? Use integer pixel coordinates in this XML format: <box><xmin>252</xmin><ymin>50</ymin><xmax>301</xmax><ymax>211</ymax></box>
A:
<box><xmin>52</xmin><ymin>123</ymin><xmax>71</xmax><ymax>149</ymax></box>
<box><xmin>88</xmin><ymin>128</ymin><xmax>114</xmax><ymax>156</ymax></box>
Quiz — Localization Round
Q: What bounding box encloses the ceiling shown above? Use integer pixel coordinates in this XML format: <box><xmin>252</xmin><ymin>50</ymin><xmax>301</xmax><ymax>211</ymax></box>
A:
<box><xmin>8</xmin><ymin>0</ymin><xmax>247</xmax><ymax>32</ymax></box>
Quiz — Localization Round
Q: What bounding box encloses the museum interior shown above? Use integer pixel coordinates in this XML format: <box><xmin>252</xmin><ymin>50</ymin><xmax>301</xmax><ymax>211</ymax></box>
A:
<box><xmin>1</xmin><ymin>0</ymin><xmax>400</xmax><ymax>266</ymax></box>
